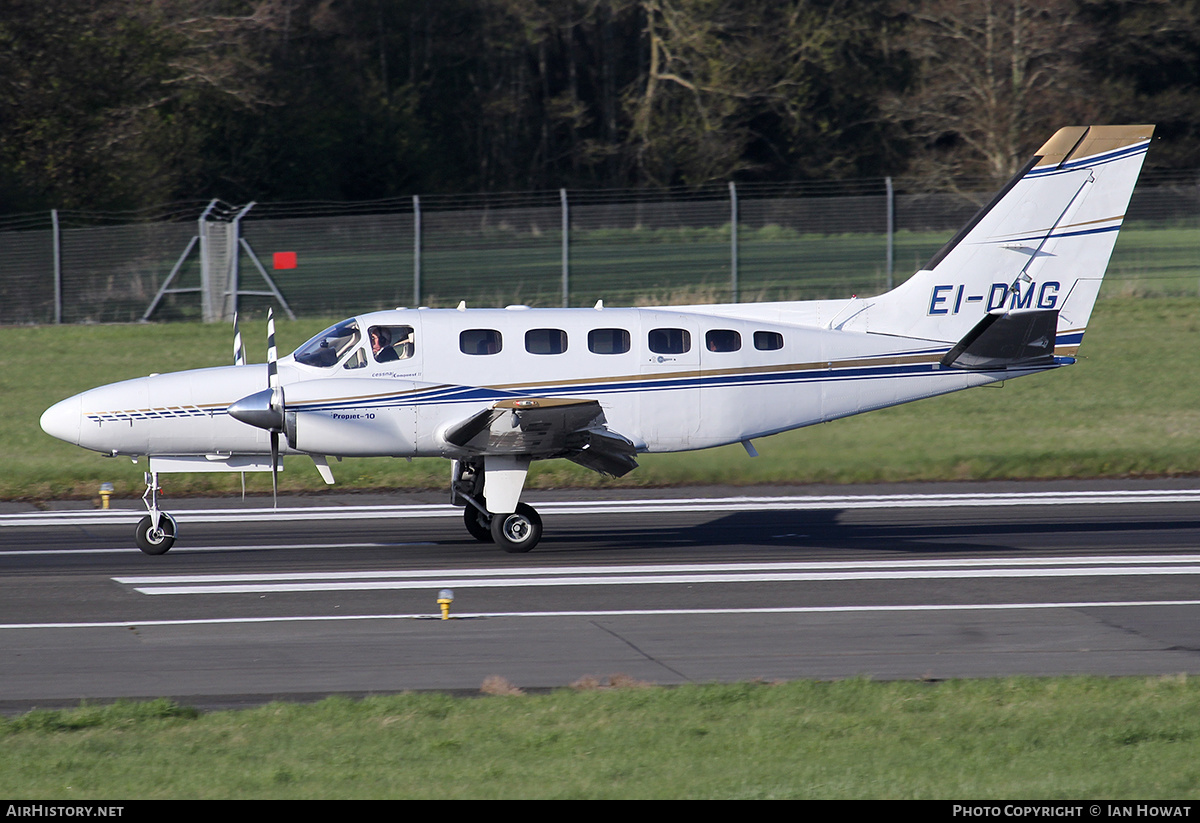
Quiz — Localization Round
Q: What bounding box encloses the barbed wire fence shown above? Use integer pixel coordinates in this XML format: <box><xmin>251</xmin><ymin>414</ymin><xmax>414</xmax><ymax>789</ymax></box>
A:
<box><xmin>1</xmin><ymin>170</ymin><xmax>1197</xmax><ymax>326</ymax></box>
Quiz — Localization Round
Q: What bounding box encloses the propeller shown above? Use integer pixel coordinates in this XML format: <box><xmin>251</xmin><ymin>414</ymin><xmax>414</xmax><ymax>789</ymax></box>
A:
<box><xmin>233</xmin><ymin>312</ymin><xmax>247</xmax><ymax>366</ymax></box>
<box><xmin>267</xmin><ymin>307</ymin><xmax>281</xmax><ymax>507</ymax></box>
<box><xmin>226</xmin><ymin>308</ymin><xmax>284</xmax><ymax>508</ymax></box>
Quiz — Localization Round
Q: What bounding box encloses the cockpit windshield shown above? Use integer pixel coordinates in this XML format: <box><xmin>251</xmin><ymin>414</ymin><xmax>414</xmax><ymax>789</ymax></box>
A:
<box><xmin>293</xmin><ymin>319</ymin><xmax>361</xmax><ymax>368</ymax></box>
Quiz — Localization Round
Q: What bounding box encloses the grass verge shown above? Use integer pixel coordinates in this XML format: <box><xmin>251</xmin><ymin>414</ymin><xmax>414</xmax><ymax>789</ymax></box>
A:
<box><xmin>7</xmin><ymin>295</ymin><xmax>1200</xmax><ymax>501</ymax></box>
<box><xmin>2</xmin><ymin>676</ymin><xmax>1198</xmax><ymax>799</ymax></box>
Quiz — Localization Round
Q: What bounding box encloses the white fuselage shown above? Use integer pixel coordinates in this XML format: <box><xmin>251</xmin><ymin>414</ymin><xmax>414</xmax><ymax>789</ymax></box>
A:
<box><xmin>41</xmin><ymin>303</ymin><xmax>1039</xmax><ymax>462</ymax></box>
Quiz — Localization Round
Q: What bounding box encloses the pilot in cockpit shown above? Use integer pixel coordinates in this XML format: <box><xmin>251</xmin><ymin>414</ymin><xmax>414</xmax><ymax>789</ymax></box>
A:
<box><xmin>370</xmin><ymin>327</ymin><xmax>399</xmax><ymax>362</ymax></box>
<box><xmin>370</xmin><ymin>326</ymin><xmax>414</xmax><ymax>363</ymax></box>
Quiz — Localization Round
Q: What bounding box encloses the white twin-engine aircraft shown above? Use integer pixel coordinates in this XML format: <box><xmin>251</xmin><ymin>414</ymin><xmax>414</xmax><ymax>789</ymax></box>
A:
<box><xmin>41</xmin><ymin>125</ymin><xmax>1153</xmax><ymax>555</ymax></box>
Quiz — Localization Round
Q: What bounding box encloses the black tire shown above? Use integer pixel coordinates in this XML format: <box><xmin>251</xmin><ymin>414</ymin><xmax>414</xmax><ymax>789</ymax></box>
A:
<box><xmin>489</xmin><ymin>503</ymin><xmax>542</xmax><ymax>553</ymax></box>
<box><xmin>463</xmin><ymin>503</ymin><xmax>493</xmax><ymax>542</ymax></box>
<box><xmin>135</xmin><ymin>513</ymin><xmax>177</xmax><ymax>555</ymax></box>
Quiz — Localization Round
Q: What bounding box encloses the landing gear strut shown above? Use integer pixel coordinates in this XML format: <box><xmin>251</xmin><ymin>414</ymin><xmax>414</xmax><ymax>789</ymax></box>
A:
<box><xmin>136</xmin><ymin>471</ymin><xmax>177</xmax><ymax>555</ymax></box>
<box><xmin>452</xmin><ymin>459</ymin><xmax>542</xmax><ymax>553</ymax></box>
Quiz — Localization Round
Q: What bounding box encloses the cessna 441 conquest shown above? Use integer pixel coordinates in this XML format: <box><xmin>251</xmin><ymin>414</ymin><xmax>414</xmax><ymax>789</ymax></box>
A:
<box><xmin>41</xmin><ymin>125</ymin><xmax>1154</xmax><ymax>554</ymax></box>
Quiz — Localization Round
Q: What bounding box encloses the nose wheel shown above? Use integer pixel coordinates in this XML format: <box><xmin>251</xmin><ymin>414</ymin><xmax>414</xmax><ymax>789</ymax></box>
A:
<box><xmin>136</xmin><ymin>470</ymin><xmax>177</xmax><ymax>555</ymax></box>
<box><xmin>135</xmin><ymin>513</ymin><xmax>177</xmax><ymax>555</ymax></box>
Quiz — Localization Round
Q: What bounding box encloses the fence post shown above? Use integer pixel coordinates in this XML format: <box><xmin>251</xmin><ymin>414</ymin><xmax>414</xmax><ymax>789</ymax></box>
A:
<box><xmin>729</xmin><ymin>182</ymin><xmax>739</xmax><ymax>303</ymax></box>
<box><xmin>227</xmin><ymin>202</ymin><xmax>255</xmax><ymax>321</ymax></box>
<box><xmin>51</xmin><ymin>209</ymin><xmax>62</xmax><ymax>324</ymax></box>
<box><xmin>886</xmin><ymin>176</ymin><xmax>895</xmax><ymax>291</ymax></box>
<box><xmin>561</xmin><ymin>188</ymin><xmax>569</xmax><ymax>308</ymax></box>
<box><xmin>412</xmin><ymin>194</ymin><xmax>421</xmax><ymax>306</ymax></box>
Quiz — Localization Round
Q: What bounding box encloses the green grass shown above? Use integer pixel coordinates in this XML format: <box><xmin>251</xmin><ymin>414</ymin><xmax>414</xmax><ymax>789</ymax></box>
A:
<box><xmin>82</xmin><ymin>223</ymin><xmax>1199</xmax><ymax>321</ymax></box>
<box><xmin>16</xmin><ymin>293</ymin><xmax>1200</xmax><ymax>499</ymax></box>
<box><xmin>8</xmin><ymin>295</ymin><xmax>1200</xmax><ymax>500</ymax></box>
<box><xmin>2</xmin><ymin>677</ymin><xmax>1199</xmax><ymax>798</ymax></box>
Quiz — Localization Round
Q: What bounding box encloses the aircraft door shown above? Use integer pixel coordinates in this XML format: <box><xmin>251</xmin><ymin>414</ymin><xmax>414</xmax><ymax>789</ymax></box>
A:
<box><xmin>638</xmin><ymin>314</ymin><xmax>701</xmax><ymax>448</ymax></box>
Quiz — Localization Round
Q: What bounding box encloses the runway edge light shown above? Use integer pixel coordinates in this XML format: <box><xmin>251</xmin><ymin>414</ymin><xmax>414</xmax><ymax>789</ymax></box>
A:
<box><xmin>438</xmin><ymin>589</ymin><xmax>454</xmax><ymax>620</ymax></box>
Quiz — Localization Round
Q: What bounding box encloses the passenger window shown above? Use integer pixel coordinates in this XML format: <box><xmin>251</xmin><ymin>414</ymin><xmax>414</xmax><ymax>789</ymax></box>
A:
<box><xmin>588</xmin><ymin>328</ymin><xmax>630</xmax><ymax>354</ymax></box>
<box><xmin>648</xmin><ymin>328</ymin><xmax>690</xmax><ymax>354</ymax></box>
<box><xmin>369</xmin><ymin>325</ymin><xmax>415</xmax><ymax>362</ymax></box>
<box><xmin>461</xmin><ymin>329</ymin><xmax>502</xmax><ymax>355</ymax></box>
<box><xmin>525</xmin><ymin>328</ymin><xmax>567</xmax><ymax>355</ymax></box>
<box><xmin>705</xmin><ymin>330</ymin><xmax>741</xmax><ymax>352</ymax></box>
<box><xmin>754</xmin><ymin>331</ymin><xmax>784</xmax><ymax>351</ymax></box>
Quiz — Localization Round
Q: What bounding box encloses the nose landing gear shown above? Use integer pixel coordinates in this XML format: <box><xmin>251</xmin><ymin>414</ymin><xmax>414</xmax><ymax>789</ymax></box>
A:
<box><xmin>135</xmin><ymin>512</ymin><xmax>177</xmax><ymax>554</ymax></box>
<box><xmin>136</xmin><ymin>471</ymin><xmax>177</xmax><ymax>555</ymax></box>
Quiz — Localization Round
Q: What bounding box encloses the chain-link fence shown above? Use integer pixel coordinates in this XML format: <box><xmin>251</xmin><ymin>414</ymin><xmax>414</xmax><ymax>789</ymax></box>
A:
<box><xmin>2</xmin><ymin>170</ymin><xmax>1197</xmax><ymax>325</ymax></box>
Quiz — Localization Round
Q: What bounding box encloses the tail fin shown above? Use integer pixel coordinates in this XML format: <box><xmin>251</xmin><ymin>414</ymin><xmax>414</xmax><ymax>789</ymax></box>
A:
<box><xmin>844</xmin><ymin>125</ymin><xmax>1154</xmax><ymax>350</ymax></box>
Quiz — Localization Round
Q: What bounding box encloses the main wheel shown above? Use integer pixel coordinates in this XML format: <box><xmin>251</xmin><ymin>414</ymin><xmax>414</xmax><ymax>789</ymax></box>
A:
<box><xmin>463</xmin><ymin>503</ymin><xmax>493</xmax><ymax>542</ymax></box>
<box><xmin>135</xmin><ymin>513</ymin><xmax>177</xmax><ymax>555</ymax></box>
<box><xmin>489</xmin><ymin>503</ymin><xmax>542</xmax><ymax>553</ymax></box>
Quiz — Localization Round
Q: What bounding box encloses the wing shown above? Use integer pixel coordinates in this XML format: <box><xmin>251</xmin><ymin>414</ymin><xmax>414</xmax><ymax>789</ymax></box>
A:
<box><xmin>442</xmin><ymin>397</ymin><xmax>639</xmax><ymax>477</ymax></box>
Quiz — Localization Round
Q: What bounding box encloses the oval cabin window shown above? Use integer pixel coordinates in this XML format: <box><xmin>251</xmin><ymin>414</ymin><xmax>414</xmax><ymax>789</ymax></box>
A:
<box><xmin>705</xmin><ymin>329</ymin><xmax>741</xmax><ymax>352</ymax></box>
<box><xmin>460</xmin><ymin>329</ymin><xmax>503</xmax><ymax>355</ymax></box>
<box><xmin>754</xmin><ymin>331</ymin><xmax>784</xmax><ymax>351</ymax></box>
<box><xmin>525</xmin><ymin>328</ymin><xmax>567</xmax><ymax>354</ymax></box>
<box><xmin>588</xmin><ymin>328</ymin><xmax>631</xmax><ymax>354</ymax></box>
<box><xmin>648</xmin><ymin>328</ymin><xmax>690</xmax><ymax>354</ymax></box>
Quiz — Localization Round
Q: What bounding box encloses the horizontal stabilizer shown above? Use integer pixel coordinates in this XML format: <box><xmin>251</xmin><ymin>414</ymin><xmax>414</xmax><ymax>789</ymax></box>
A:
<box><xmin>940</xmin><ymin>309</ymin><xmax>1059</xmax><ymax>370</ymax></box>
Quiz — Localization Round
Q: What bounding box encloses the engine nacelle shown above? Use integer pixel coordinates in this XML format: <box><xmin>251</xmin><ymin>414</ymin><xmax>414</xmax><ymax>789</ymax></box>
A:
<box><xmin>231</xmin><ymin>377</ymin><xmax>432</xmax><ymax>457</ymax></box>
<box><xmin>285</xmin><ymin>377</ymin><xmax>426</xmax><ymax>457</ymax></box>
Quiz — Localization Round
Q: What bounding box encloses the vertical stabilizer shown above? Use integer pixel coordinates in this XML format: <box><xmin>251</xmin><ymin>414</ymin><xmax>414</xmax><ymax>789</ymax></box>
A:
<box><xmin>842</xmin><ymin>125</ymin><xmax>1154</xmax><ymax>351</ymax></box>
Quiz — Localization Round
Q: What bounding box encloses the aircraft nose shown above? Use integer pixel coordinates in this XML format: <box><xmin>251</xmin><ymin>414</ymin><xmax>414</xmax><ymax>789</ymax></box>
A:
<box><xmin>40</xmin><ymin>395</ymin><xmax>82</xmax><ymax>445</ymax></box>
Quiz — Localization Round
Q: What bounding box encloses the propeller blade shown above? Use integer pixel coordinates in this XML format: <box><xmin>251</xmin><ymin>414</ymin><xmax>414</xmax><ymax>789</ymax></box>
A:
<box><xmin>270</xmin><ymin>430</ymin><xmax>279</xmax><ymax>509</ymax></box>
<box><xmin>267</xmin><ymin>307</ymin><xmax>278</xmax><ymax>390</ymax></box>
<box><xmin>267</xmin><ymin>308</ymin><xmax>280</xmax><ymax>508</ymax></box>
<box><xmin>233</xmin><ymin>312</ymin><xmax>246</xmax><ymax>366</ymax></box>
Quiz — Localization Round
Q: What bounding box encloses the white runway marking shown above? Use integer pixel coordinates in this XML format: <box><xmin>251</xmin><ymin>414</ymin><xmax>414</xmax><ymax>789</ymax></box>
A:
<box><xmin>112</xmin><ymin>555</ymin><xmax>1200</xmax><ymax>595</ymax></box>
<box><xmin>0</xmin><ymin>542</ymin><xmax>434</xmax><ymax>557</ymax></box>
<box><xmin>4</xmin><ymin>487</ymin><xmax>1200</xmax><ymax>528</ymax></box>
<box><xmin>3</xmin><ymin>599</ymin><xmax>1200</xmax><ymax>631</ymax></box>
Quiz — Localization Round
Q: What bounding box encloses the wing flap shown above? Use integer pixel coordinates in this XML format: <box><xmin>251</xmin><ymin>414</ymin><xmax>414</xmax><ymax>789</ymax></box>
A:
<box><xmin>442</xmin><ymin>397</ymin><xmax>639</xmax><ymax>477</ymax></box>
<box><xmin>566</xmin><ymin>427</ymin><xmax>639</xmax><ymax>477</ymax></box>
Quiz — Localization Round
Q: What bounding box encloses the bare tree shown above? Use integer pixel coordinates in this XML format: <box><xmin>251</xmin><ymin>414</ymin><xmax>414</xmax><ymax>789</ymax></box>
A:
<box><xmin>0</xmin><ymin>0</ymin><xmax>284</xmax><ymax>209</ymax></box>
<box><xmin>887</xmin><ymin>0</ymin><xmax>1099</xmax><ymax>185</ymax></box>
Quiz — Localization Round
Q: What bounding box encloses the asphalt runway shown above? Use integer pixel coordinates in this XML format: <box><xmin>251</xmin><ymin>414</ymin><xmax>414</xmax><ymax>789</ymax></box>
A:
<box><xmin>3</xmin><ymin>480</ymin><xmax>1200</xmax><ymax>711</ymax></box>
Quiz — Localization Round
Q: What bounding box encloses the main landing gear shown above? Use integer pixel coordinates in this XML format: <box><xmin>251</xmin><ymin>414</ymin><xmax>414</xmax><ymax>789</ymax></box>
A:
<box><xmin>453</xmin><ymin>459</ymin><xmax>543</xmax><ymax>553</ymax></box>
<box><xmin>136</xmin><ymin>471</ymin><xmax>177</xmax><ymax>555</ymax></box>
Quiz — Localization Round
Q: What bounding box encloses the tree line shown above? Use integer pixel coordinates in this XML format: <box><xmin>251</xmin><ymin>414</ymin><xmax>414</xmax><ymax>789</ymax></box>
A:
<box><xmin>1</xmin><ymin>0</ymin><xmax>1197</xmax><ymax>214</ymax></box>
